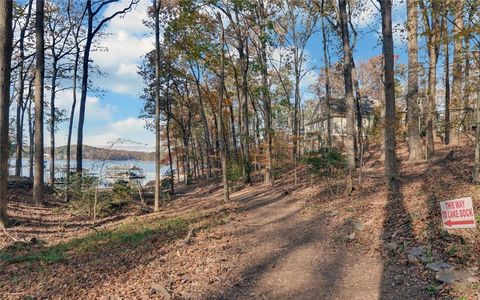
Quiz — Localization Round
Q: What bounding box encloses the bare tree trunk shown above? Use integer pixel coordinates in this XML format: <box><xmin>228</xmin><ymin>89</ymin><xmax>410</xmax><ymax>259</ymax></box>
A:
<box><xmin>34</xmin><ymin>0</ymin><xmax>45</xmax><ymax>205</ymax></box>
<box><xmin>0</xmin><ymin>0</ymin><xmax>13</xmax><ymax>227</ymax></box>
<box><xmin>258</xmin><ymin>0</ymin><xmax>273</xmax><ymax>186</ymax></box>
<box><xmin>198</xmin><ymin>137</ymin><xmax>205</xmax><ymax>177</ymax></box>
<box><xmin>292</xmin><ymin>49</ymin><xmax>301</xmax><ymax>159</ymax></box>
<box><xmin>351</xmin><ymin>59</ymin><xmax>363</xmax><ymax>157</ymax></box>
<box><xmin>165</xmin><ymin>103</ymin><xmax>174</xmax><ymax>193</ymax></box>
<box><xmin>14</xmin><ymin>1</ymin><xmax>32</xmax><ymax>177</ymax></box>
<box><xmin>76</xmin><ymin>30</ymin><xmax>92</xmax><ymax>173</ymax></box>
<box><xmin>380</xmin><ymin>0</ymin><xmax>398</xmax><ymax>191</ymax></box>
<box><xmin>451</xmin><ymin>0</ymin><xmax>463</xmax><ymax>130</ymax></box>
<box><xmin>229</xmin><ymin>103</ymin><xmax>238</xmax><ymax>160</ymax></box>
<box><xmin>183</xmin><ymin>133</ymin><xmax>191</xmax><ymax>184</ymax></box>
<box><xmin>473</xmin><ymin>57</ymin><xmax>480</xmax><ymax>181</ymax></box>
<box><xmin>339</xmin><ymin>0</ymin><xmax>356</xmax><ymax>169</ymax></box>
<box><xmin>321</xmin><ymin>0</ymin><xmax>332</xmax><ymax>149</ymax></box>
<box><xmin>444</xmin><ymin>24</ymin><xmax>451</xmax><ymax>145</ymax></box>
<box><xmin>66</xmin><ymin>21</ymin><xmax>82</xmax><ymax>183</ymax></box>
<box><xmin>49</xmin><ymin>64</ymin><xmax>58</xmax><ymax>186</ymax></box>
<box><xmin>15</xmin><ymin>69</ymin><xmax>24</xmax><ymax>177</ymax></box>
<box><xmin>217</xmin><ymin>13</ymin><xmax>229</xmax><ymax>202</ymax></box>
<box><xmin>153</xmin><ymin>0</ymin><xmax>161</xmax><ymax>211</ymax></box>
<box><xmin>420</xmin><ymin>0</ymin><xmax>442</xmax><ymax>159</ymax></box>
<box><xmin>463</xmin><ymin>35</ymin><xmax>471</xmax><ymax>129</ymax></box>
<box><xmin>406</xmin><ymin>0</ymin><xmax>424</xmax><ymax>160</ymax></box>
<box><xmin>174</xmin><ymin>142</ymin><xmax>180</xmax><ymax>183</ymax></box>
<box><xmin>190</xmin><ymin>63</ymin><xmax>213</xmax><ymax>178</ymax></box>
<box><xmin>426</xmin><ymin>41</ymin><xmax>437</xmax><ymax>158</ymax></box>
<box><xmin>240</xmin><ymin>50</ymin><xmax>251</xmax><ymax>184</ymax></box>
<box><xmin>28</xmin><ymin>99</ymin><xmax>34</xmax><ymax>179</ymax></box>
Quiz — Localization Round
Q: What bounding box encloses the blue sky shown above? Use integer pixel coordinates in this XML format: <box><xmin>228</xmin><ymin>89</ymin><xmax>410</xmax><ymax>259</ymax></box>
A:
<box><xmin>51</xmin><ymin>0</ymin><xmax>409</xmax><ymax>152</ymax></box>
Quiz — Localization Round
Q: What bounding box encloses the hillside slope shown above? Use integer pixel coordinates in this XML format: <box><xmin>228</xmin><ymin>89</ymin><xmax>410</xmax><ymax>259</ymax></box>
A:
<box><xmin>1</xmin><ymin>141</ymin><xmax>479</xmax><ymax>299</ymax></box>
<box><xmin>49</xmin><ymin>145</ymin><xmax>155</xmax><ymax>161</ymax></box>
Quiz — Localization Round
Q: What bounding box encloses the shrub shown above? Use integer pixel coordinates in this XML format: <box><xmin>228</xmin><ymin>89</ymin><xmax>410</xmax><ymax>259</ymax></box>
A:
<box><xmin>302</xmin><ymin>148</ymin><xmax>347</xmax><ymax>177</ymax></box>
<box><xmin>161</xmin><ymin>169</ymin><xmax>174</xmax><ymax>191</ymax></box>
<box><xmin>227</xmin><ymin>161</ymin><xmax>242</xmax><ymax>182</ymax></box>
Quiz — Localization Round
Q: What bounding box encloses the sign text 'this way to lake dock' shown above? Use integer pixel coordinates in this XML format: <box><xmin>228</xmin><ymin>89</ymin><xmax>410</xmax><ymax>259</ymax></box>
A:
<box><xmin>440</xmin><ymin>197</ymin><xmax>477</xmax><ymax>229</ymax></box>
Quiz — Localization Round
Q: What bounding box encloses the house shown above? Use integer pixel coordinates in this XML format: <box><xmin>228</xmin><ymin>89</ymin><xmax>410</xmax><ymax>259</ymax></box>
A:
<box><xmin>304</xmin><ymin>96</ymin><xmax>375</xmax><ymax>150</ymax></box>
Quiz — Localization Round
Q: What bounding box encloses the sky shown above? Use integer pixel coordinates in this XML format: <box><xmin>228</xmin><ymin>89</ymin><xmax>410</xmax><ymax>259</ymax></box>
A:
<box><xmin>50</xmin><ymin>0</ymin><xmax>408</xmax><ymax>152</ymax></box>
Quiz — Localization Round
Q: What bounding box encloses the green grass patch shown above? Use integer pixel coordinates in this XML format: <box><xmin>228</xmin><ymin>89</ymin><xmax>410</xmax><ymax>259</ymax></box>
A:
<box><xmin>425</xmin><ymin>284</ymin><xmax>438</xmax><ymax>295</ymax></box>
<box><xmin>0</xmin><ymin>217</ymin><xmax>187</xmax><ymax>264</ymax></box>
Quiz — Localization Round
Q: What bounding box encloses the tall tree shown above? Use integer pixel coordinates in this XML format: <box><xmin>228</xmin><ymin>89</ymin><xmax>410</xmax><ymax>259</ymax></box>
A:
<box><xmin>33</xmin><ymin>0</ymin><xmax>45</xmax><ymax>205</ymax></box>
<box><xmin>406</xmin><ymin>0</ymin><xmax>424</xmax><ymax>160</ymax></box>
<box><xmin>46</xmin><ymin>1</ymin><xmax>74</xmax><ymax>186</ymax></box>
<box><xmin>66</xmin><ymin>0</ymin><xmax>86</xmax><ymax>183</ymax></box>
<box><xmin>153</xmin><ymin>0</ymin><xmax>162</xmax><ymax>211</ymax></box>
<box><xmin>277</xmin><ymin>0</ymin><xmax>318</xmax><ymax>159</ymax></box>
<box><xmin>217</xmin><ymin>12</ymin><xmax>229</xmax><ymax>202</ymax></box>
<box><xmin>338</xmin><ymin>0</ymin><xmax>356</xmax><ymax>169</ymax></box>
<box><xmin>443</xmin><ymin>12</ymin><xmax>451</xmax><ymax>145</ymax></box>
<box><xmin>0</xmin><ymin>0</ymin><xmax>13</xmax><ymax>227</ymax></box>
<box><xmin>256</xmin><ymin>0</ymin><xmax>273</xmax><ymax>186</ymax></box>
<box><xmin>76</xmin><ymin>0</ymin><xmax>137</xmax><ymax>173</ymax></box>
<box><xmin>419</xmin><ymin>0</ymin><xmax>443</xmax><ymax>158</ymax></box>
<box><xmin>321</xmin><ymin>0</ymin><xmax>332</xmax><ymax>149</ymax></box>
<box><xmin>214</xmin><ymin>1</ymin><xmax>252</xmax><ymax>185</ymax></box>
<box><xmin>14</xmin><ymin>0</ymin><xmax>34</xmax><ymax>177</ymax></box>
<box><xmin>380</xmin><ymin>0</ymin><xmax>397</xmax><ymax>190</ymax></box>
<box><xmin>451</xmin><ymin>0</ymin><xmax>463</xmax><ymax>131</ymax></box>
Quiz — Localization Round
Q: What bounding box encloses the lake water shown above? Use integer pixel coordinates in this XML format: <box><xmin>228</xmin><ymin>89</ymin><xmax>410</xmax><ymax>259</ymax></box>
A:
<box><xmin>9</xmin><ymin>159</ymin><xmax>169</xmax><ymax>186</ymax></box>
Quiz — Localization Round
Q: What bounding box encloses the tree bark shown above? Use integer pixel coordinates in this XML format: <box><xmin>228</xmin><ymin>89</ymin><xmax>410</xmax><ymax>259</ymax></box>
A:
<box><xmin>28</xmin><ymin>95</ymin><xmax>34</xmax><ymax>179</ymax></box>
<box><xmin>153</xmin><ymin>0</ymin><xmax>161</xmax><ymax>211</ymax></box>
<box><xmin>190</xmin><ymin>63</ymin><xmax>213</xmax><ymax>178</ymax></box>
<box><xmin>321</xmin><ymin>0</ymin><xmax>332</xmax><ymax>149</ymax></box>
<box><xmin>444</xmin><ymin>22</ymin><xmax>451</xmax><ymax>145</ymax></box>
<box><xmin>462</xmin><ymin>35</ymin><xmax>471</xmax><ymax>129</ymax></box>
<box><xmin>420</xmin><ymin>0</ymin><xmax>440</xmax><ymax>159</ymax></box>
<box><xmin>0</xmin><ymin>0</ymin><xmax>13</xmax><ymax>227</ymax></box>
<box><xmin>258</xmin><ymin>0</ymin><xmax>273</xmax><ymax>186</ymax></box>
<box><xmin>34</xmin><ymin>0</ymin><xmax>45</xmax><ymax>205</ymax></box>
<box><xmin>76</xmin><ymin>7</ymin><xmax>93</xmax><ymax>173</ymax></box>
<box><xmin>338</xmin><ymin>0</ymin><xmax>356</xmax><ymax>169</ymax></box>
<box><xmin>49</xmin><ymin>63</ymin><xmax>58</xmax><ymax>186</ymax></box>
<box><xmin>66</xmin><ymin>9</ymin><xmax>83</xmax><ymax>183</ymax></box>
<box><xmin>217</xmin><ymin>12</ymin><xmax>229</xmax><ymax>202</ymax></box>
<box><xmin>451</xmin><ymin>0</ymin><xmax>463</xmax><ymax>129</ymax></box>
<box><xmin>380</xmin><ymin>0</ymin><xmax>398</xmax><ymax>191</ymax></box>
<box><xmin>165</xmin><ymin>96</ymin><xmax>174</xmax><ymax>193</ymax></box>
<box><xmin>473</xmin><ymin>56</ymin><xmax>480</xmax><ymax>181</ymax></box>
<box><xmin>229</xmin><ymin>103</ymin><xmax>238</xmax><ymax>160</ymax></box>
<box><xmin>15</xmin><ymin>1</ymin><xmax>33</xmax><ymax>177</ymax></box>
<box><xmin>406</xmin><ymin>0</ymin><xmax>424</xmax><ymax>160</ymax></box>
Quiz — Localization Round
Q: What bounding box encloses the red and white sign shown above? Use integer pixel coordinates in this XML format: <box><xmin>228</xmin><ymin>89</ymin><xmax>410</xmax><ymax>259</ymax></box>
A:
<box><xmin>440</xmin><ymin>197</ymin><xmax>476</xmax><ymax>229</ymax></box>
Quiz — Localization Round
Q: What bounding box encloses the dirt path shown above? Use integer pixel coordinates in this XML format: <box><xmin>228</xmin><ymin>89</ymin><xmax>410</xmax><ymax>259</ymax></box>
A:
<box><xmin>204</xmin><ymin>186</ymin><xmax>427</xmax><ymax>300</ymax></box>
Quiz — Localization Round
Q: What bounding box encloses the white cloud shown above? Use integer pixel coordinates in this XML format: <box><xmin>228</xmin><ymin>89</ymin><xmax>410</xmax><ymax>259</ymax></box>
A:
<box><xmin>90</xmin><ymin>0</ymin><xmax>153</xmax><ymax>95</ymax></box>
<box><xmin>84</xmin><ymin>117</ymin><xmax>154</xmax><ymax>151</ymax></box>
<box><xmin>54</xmin><ymin>89</ymin><xmax>116</xmax><ymax>121</ymax></box>
<box><xmin>49</xmin><ymin>115</ymin><xmax>154</xmax><ymax>152</ymax></box>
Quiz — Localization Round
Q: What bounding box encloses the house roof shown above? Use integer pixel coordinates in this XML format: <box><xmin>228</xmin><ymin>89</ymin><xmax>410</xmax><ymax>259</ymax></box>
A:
<box><xmin>305</xmin><ymin>96</ymin><xmax>374</xmax><ymax>126</ymax></box>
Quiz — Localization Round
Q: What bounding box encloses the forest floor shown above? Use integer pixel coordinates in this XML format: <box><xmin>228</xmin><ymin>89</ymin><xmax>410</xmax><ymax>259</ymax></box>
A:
<box><xmin>0</xmin><ymin>140</ymin><xmax>479</xmax><ymax>299</ymax></box>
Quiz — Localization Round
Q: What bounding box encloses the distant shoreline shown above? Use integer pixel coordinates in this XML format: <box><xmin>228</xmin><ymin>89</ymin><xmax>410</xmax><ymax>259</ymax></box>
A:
<box><xmin>45</xmin><ymin>145</ymin><xmax>156</xmax><ymax>162</ymax></box>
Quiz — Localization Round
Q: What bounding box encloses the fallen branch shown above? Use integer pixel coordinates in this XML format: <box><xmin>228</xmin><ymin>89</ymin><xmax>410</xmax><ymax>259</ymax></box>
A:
<box><xmin>182</xmin><ymin>227</ymin><xmax>196</xmax><ymax>245</ymax></box>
